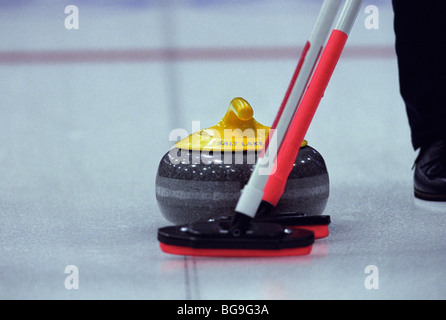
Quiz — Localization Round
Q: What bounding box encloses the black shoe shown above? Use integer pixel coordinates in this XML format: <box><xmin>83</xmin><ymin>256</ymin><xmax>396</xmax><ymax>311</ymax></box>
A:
<box><xmin>413</xmin><ymin>139</ymin><xmax>446</xmax><ymax>201</ymax></box>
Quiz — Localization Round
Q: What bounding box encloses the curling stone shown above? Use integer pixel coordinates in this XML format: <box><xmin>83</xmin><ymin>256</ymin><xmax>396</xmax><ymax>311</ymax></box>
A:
<box><xmin>155</xmin><ymin>97</ymin><xmax>329</xmax><ymax>225</ymax></box>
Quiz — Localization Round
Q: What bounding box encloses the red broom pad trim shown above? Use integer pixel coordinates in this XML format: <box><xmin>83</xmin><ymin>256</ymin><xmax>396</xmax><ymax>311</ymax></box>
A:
<box><xmin>159</xmin><ymin>243</ymin><xmax>312</xmax><ymax>257</ymax></box>
<box><xmin>289</xmin><ymin>225</ymin><xmax>329</xmax><ymax>239</ymax></box>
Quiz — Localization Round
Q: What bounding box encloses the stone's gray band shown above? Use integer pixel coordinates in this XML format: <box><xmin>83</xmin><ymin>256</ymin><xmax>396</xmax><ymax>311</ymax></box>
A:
<box><xmin>156</xmin><ymin>177</ymin><xmax>242</xmax><ymax>201</ymax></box>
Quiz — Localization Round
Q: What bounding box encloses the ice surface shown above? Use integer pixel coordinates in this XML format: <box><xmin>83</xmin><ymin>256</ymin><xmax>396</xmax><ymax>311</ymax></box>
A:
<box><xmin>0</xmin><ymin>0</ymin><xmax>445</xmax><ymax>299</ymax></box>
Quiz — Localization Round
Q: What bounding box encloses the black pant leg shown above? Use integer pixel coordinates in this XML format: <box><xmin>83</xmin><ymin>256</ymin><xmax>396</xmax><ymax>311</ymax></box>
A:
<box><xmin>392</xmin><ymin>0</ymin><xmax>446</xmax><ymax>150</ymax></box>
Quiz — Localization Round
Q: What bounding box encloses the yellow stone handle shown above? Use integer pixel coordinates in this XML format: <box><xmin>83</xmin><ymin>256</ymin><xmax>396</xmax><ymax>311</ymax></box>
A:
<box><xmin>217</xmin><ymin>97</ymin><xmax>267</xmax><ymax>132</ymax></box>
<box><xmin>227</xmin><ymin>97</ymin><xmax>254</xmax><ymax>121</ymax></box>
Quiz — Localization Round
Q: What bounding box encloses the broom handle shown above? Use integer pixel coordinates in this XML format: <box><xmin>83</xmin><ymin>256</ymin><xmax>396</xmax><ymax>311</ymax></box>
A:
<box><xmin>263</xmin><ymin>0</ymin><xmax>363</xmax><ymax>206</ymax></box>
<box><xmin>263</xmin><ymin>0</ymin><xmax>343</xmax><ymax>153</ymax></box>
<box><xmin>234</xmin><ymin>0</ymin><xmax>343</xmax><ymax>219</ymax></box>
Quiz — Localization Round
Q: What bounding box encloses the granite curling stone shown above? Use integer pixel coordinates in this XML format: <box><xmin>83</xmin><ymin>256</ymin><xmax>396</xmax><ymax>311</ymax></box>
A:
<box><xmin>155</xmin><ymin>97</ymin><xmax>329</xmax><ymax>225</ymax></box>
